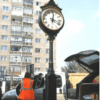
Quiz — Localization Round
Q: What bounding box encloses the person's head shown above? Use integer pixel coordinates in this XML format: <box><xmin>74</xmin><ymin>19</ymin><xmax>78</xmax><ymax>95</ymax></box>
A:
<box><xmin>38</xmin><ymin>73</ymin><xmax>43</xmax><ymax>78</ymax></box>
<box><xmin>24</xmin><ymin>72</ymin><xmax>31</xmax><ymax>78</ymax></box>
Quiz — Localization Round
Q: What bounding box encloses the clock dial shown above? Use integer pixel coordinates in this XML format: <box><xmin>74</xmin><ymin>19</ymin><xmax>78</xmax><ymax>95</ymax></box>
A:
<box><xmin>42</xmin><ymin>9</ymin><xmax>64</xmax><ymax>30</ymax></box>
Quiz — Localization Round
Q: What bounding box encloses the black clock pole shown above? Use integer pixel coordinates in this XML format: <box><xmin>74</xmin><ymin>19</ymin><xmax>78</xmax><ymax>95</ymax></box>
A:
<box><xmin>38</xmin><ymin>0</ymin><xmax>64</xmax><ymax>100</ymax></box>
<box><xmin>48</xmin><ymin>36</ymin><xmax>55</xmax><ymax>74</ymax></box>
<box><xmin>44</xmin><ymin>35</ymin><xmax>56</xmax><ymax>100</ymax></box>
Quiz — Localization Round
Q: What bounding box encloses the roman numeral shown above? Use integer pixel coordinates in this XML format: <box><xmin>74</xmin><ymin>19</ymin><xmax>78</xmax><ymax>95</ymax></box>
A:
<box><xmin>44</xmin><ymin>21</ymin><xmax>47</xmax><ymax>23</ymax></box>
<box><xmin>57</xmin><ymin>22</ymin><xmax>61</xmax><ymax>25</ymax></box>
<box><xmin>57</xmin><ymin>16</ymin><xmax>60</xmax><ymax>18</ymax></box>
<box><xmin>43</xmin><ymin>18</ymin><xmax>46</xmax><ymax>20</ymax></box>
<box><xmin>47</xmin><ymin>24</ymin><xmax>50</xmax><ymax>27</ymax></box>
<box><xmin>58</xmin><ymin>20</ymin><xmax>61</xmax><ymax>21</ymax></box>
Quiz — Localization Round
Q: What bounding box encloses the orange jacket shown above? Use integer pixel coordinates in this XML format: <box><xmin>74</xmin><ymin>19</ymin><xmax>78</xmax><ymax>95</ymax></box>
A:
<box><xmin>18</xmin><ymin>78</ymin><xmax>35</xmax><ymax>100</ymax></box>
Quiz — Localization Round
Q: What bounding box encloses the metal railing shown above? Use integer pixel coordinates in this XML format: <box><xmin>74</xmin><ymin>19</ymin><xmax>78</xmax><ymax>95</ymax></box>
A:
<box><xmin>11</xmin><ymin>31</ymin><xmax>22</xmax><ymax>35</ymax></box>
<box><xmin>10</xmin><ymin>51</ymin><xmax>21</xmax><ymax>54</ymax></box>
<box><xmin>23</xmin><ymin>32</ymin><xmax>32</xmax><ymax>36</ymax></box>
<box><xmin>23</xmin><ymin>42</ymin><xmax>32</xmax><ymax>45</ymax></box>
<box><xmin>10</xmin><ymin>62</ymin><xmax>21</xmax><ymax>65</ymax></box>
<box><xmin>11</xmin><ymin>21</ymin><xmax>22</xmax><ymax>25</ymax></box>
<box><xmin>10</xmin><ymin>41</ymin><xmax>22</xmax><ymax>44</ymax></box>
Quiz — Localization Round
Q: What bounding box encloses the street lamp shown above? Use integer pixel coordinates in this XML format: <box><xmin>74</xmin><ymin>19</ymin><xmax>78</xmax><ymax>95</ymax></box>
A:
<box><xmin>38</xmin><ymin>0</ymin><xmax>64</xmax><ymax>100</ymax></box>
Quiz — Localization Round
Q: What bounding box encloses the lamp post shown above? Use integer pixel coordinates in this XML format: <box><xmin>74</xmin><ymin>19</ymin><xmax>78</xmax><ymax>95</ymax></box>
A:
<box><xmin>38</xmin><ymin>0</ymin><xmax>64</xmax><ymax>100</ymax></box>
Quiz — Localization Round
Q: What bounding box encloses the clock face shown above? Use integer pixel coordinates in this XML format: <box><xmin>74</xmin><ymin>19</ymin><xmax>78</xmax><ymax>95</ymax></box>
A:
<box><xmin>42</xmin><ymin>8</ymin><xmax>64</xmax><ymax>30</ymax></box>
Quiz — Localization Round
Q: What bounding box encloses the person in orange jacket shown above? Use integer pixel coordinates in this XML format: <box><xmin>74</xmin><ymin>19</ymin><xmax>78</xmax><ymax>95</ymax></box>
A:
<box><xmin>16</xmin><ymin>72</ymin><xmax>35</xmax><ymax>100</ymax></box>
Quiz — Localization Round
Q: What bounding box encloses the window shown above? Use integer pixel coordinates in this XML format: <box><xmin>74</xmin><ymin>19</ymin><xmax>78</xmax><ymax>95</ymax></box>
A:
<box><xmin>1</xmin><ymin>35</ymin><xmax>8</xmax><ymax>40</ymax></box>
<box><xmin>46</xmin><ymin>68</ymin><xmax>48</xmax><ymax>72</ymax></box>
<box><xmin>10</xmin><ymin>55</ymin><xmax>21</xmax><ymax>62</ymax></box>
<box><xmin>0</xmin><ymin>66</ymin><xmax>6</xmax><ymax>71</ymax></box>
<box><xmin>2</xmin><ymin>25</ymin><xmax>8</xmax><ymax>30</ymax></box>
<box><xmin>3</xmin><ymin>0</ymin><xmax>9</xmax><ymax>1</ymax></box>
<box><xmin>22</xmin><ymin>56</ymin><xmax>32</xmax><ymax>62</ymax></box>
<box><xmin>1</xmin><ymin>56</ymin><xmax>7</xmax><ymax>61</ymax></box>
<box><xmin>35</xmin><ymin>58</ymin><xmax>40</xmax><ymax>63</ymax></box>
<box><xmin>1</xmin><ymin>46</ymin><xmax>7</xmax><ymax>50</ymax></box>
<box><xmin>15</xmin><ymin>19</ymin><xmax>19</xmax><ymax>22</ymax></box>
<box><xmin>56</xmin><ymin>75</ymin><xmax>62</xmax><ymax>87</ymax></box>
<box><xmin>23</xmin><ymin>8</ymin><xmax>33</xmax><ymax>14</ymax></box>
<box><xmin>36</xmin><ymin>19</ymin><xmax>38</xmax><ymax>23</ymax></box>
<box><xmin>11</xmin><ymin>25</ymin><xmax>21</xmax><ymax>31</ymax></box>
<box><xmin>35</xmin><ymin>68</ymin><xmax>40</xmax><ymax>72</ymax></box>
<box><xmin>3</xmin><ymin>6</ymin><xmax>9</xmax><ymax>11</ymax></box>
<box><xmin>35</xmin><ymin>48</ymin><xmax>41</xmax><ymax>53</ymax></box>
<box><xmin>22</xmin><ymin>47</ymin><xmax>32</xmax><ymax>52</ymax></box>
<box><xmin>2</xmin><ymin>15</ymin><xmax>9</xmax><ymax>20</ymax></box>
<box><xmin>14</xmin><ymin>66</ymin><xmax>20</xmax><ymax>72</ymax></box>
<box><xmin>36</xmin><ymin>29</ymin><xmax>41</xmax><ymax>33</ymax></box>
<box><xmin>36</xmin><ymin>11</ymin><xmax>40</xmax><ymax>15</ymax></box>
<box><xmin>46</xmin><ymin>58</ymin><xmax>49</xmax><ymax>63</ymax></box>
<box><xmin>23</xmin><ymin>17</ymin><xmax>33</xmax><ymax>23</ymax></box>
<box><xmin>23</xmin><ymin>38</ymin><xmax>32</xmax><ymax>43</ymax></box>
<box><xmin>46</xmin><ymin>40</ymin><xmax>49</xmax><ymax>44</ymax></box>
<box><xmin>35</xmin><ymin>38</ymin><xmax>41</xmax><ymax>43</ymax></box>
<box><xmin>11</xmin><ymin>46</ymin><xmax>21</xmax><ymax>51</ymax></box>
<box><xmin>46</xmin><ymin>49</ymin><xmax>49</xmax><ymax>54</ymax></box>
<box><xmin>11</xmin><ymin>36</ymin><xmax>22</xmax><ymax>41</ymax></box>
<box><xmin>23</xmin><ymin>26</ymin><xmax>33</xmax><ymax>32</ymax></box>
<box><xmin>23</xmin><ymin>0</ymin><xmax>33</xmax><ymax>5</ymax></box>
<box><xmin>36</xmin><ymin>1</ymin><xmax>41</xmax><ymax>6</ymax></box>
<box><xmin>12</xmin><ymin>0</ymin><xmax>22</xmax><ymax>2</ymax></box>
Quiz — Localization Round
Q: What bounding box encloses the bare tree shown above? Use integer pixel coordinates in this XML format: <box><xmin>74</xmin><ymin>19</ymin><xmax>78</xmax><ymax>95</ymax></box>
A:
<box><xmin>62</xmin><ymin>61</ymin><xmax>88</xmax><ymax>73</ymax></box>
<box><xmin>4</xmin><ymin>67</ymin><xmax>14</xmax><ymax>89</ymax></box>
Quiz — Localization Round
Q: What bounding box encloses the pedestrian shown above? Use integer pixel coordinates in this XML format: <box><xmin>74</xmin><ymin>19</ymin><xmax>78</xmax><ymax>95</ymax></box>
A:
<box><xmin>34</xmin><ymin>73</ymin><xmax>43</xmax><ymax>88</ymax></box>
<box><xmin>16</xmin><ymin>72</ymin><xmax>35</xmax><ymax>100</ymax></box>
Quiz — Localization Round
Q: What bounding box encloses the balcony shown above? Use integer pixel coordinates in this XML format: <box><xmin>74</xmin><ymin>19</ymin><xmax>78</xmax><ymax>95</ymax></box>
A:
<box><xmin>23</xmin><ymin>32</ymin><xmax>33</xmax><ymax>38</ymax></box>
<box><xmin>11</xmin><ymin>31</ymin><xmax>22</xmax><ymax>35</ymax></box>
<box><xmin>22</xmin><ymin>62</ymin><xmax>32</xmax><ymax>66</ymax></box>
<box><xmin>23</xmin><ymin>23</ymin><xmax>33</xmax><ymax>28</ymax></box>
<box><xmin>23</xmin><ymin>13</ymin><xmax>33</xmax><ymax>17</ymax></box>
<box><xmin>22</xmin><ymin>52</ymin><xmax>32</xmax><ymax>55</ymax></box>
<box><xmin>10</xmin><ymin>62</ymin><xmax>21</xmax><ymax>65</ymax></box>
<box><xmin>23</xmin><ymin>3</ymin><xmax>33</xmax><ymax>8</ymax></box>
<box><xmin>12</xmin><ymin>11</ymin><xmax>23</xmax><ymax>16</ymax></box>
<box><xmin>10</xmin><ymin>51</ymin><xmax>21</xmax><ymax>54</ymax></box>
<box><xmin>11</xmin><ymin>21</ymin><xmax>22</xmax><ymax>25</ymax></box>
<box><xmin>23</xmin><ymin>21</ymin><xmax>33</xmax><ymax>25</ymax></box>
<box><xmin>10</xmin><ymin>41</ymin><xmax>22</xmax><ymax>45</ymax></box>
<box><xmin>23</xmin><ymin>42</ymin><xmax>32</xmax><ymax>46</ymax></box>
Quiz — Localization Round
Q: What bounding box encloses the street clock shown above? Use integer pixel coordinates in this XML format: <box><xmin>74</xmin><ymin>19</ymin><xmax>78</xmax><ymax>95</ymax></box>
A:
<box><xmin>38</xmin><ymin>0</ymin><xmax>64</xmax><ymax>37</ymax></box>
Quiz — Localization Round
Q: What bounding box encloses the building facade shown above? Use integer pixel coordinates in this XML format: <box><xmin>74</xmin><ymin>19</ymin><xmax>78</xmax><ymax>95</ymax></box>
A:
<box><xmin>0</xmin><ymin>0</ymin><xmax>56</xmax><ymax>75</ymax></box>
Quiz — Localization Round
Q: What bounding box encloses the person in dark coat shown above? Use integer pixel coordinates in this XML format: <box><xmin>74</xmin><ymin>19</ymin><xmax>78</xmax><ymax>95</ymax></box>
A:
<box><xmin>34</xmin><ymin>73</ymin><xmax>43</xmax><ymax>88</ymax></box>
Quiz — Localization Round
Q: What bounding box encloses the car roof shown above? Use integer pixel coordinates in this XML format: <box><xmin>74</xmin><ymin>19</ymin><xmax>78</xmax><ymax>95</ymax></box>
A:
<box><xmin>64</xmin><ymin>50</ymin><xmax>99</xmax><ymax>71</ymax></box>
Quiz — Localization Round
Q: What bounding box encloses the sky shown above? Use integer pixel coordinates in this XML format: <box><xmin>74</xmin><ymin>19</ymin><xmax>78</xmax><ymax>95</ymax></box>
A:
<box><xmin>56</xmin><ymin>0</ymin><xmax>99</xmax><ymax>69</ymax></box>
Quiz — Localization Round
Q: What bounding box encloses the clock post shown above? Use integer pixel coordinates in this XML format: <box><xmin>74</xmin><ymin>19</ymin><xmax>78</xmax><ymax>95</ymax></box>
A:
<box><xmin>38</xmin><ymin>0</ymin><xmax>64</xmax><ymax>100</ymax></box>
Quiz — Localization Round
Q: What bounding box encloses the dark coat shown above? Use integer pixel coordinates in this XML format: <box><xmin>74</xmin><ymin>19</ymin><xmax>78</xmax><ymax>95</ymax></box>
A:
<box><xmin>0</xmin><ymin>87</ymin><xmax>2</xmax><ymax>100</ymax></box>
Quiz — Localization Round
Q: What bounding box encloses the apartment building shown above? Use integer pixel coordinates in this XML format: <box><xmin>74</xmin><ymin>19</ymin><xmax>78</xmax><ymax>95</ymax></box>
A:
<box><xmin>0</xmin><ymin>0</ymin><xmax>56</xmax><ymax>75</ymax></box>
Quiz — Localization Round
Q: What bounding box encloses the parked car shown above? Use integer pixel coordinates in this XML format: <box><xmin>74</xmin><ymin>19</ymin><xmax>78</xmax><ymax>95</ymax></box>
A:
<box><xmin>65</xmin><ymin>50</ymin><xmax>99</xmax><ymax>100</ymax></box>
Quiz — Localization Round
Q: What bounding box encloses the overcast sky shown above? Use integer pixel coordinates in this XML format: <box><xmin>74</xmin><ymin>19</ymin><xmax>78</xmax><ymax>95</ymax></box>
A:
<box><xmin>56</xmin><ymin>0</ymin><xmax>99</xmax><ymax>68</ymax></box>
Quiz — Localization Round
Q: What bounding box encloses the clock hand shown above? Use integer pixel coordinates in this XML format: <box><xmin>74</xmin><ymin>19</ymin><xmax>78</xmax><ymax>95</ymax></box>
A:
<box><xmin>53</xmin><ymin>20</ymin><xmax>60</xmax><ymax>23</ymax></box>
<box><xmin>53</xmin><ymin>20</ymin><xmax>61</xmax><ymax>25</ymax></box>
<box><xmin>51</xmin><ymin>13</ymin><xmax>54</xmax><ymax>23</ymax></box>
